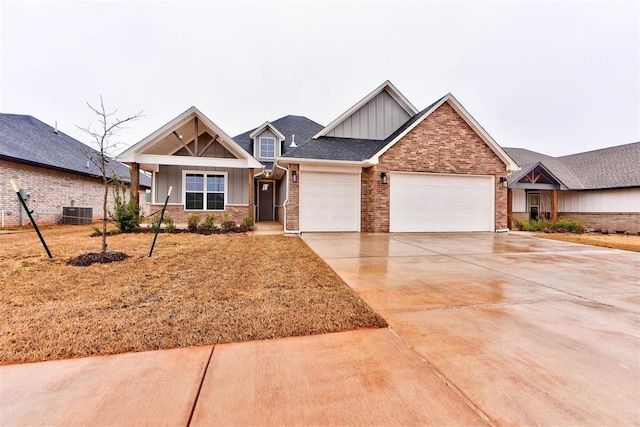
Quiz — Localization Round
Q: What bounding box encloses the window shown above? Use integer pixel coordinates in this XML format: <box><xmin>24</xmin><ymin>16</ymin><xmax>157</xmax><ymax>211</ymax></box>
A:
<box><xmin>184</xmin><ymin>172</ymin><xmax>226</xmax><ymax>210</ymax></box>
<box><xmin>259</xmin><ymin>137</ymin><xmax>276</xmax><ymax>159</ymax></box>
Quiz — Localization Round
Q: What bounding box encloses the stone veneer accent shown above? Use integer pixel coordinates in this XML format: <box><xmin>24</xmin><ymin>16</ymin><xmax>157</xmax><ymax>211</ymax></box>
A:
<box><xmin>362</xmin><ymin>102</ymin><xmax>508</xmax><ymax>232</ymax></box>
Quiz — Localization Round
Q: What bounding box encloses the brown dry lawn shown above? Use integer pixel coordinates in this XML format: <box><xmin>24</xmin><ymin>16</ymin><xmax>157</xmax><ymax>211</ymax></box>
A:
<box><xmin>0</xmin><ymin>225</ymin><xmax>386</xmax><ymax>365</ymax></box>
<box><xmin>534</xmin><ymin>232</ymin><xmax>640</xmax><ymax>252</ymax></box>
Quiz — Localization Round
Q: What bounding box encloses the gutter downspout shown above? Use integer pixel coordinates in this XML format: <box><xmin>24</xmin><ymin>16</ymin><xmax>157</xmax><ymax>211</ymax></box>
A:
<box><xmin>274</xmin><ymin>161</ymin><xmax>299</xmax><ymax>234</ymax></box>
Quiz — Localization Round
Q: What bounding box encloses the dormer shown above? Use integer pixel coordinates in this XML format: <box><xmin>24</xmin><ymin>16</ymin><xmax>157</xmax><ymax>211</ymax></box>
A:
<box><xmin>313</xmin><ymin>80</ymin><xmax>419</xmax><ymax>140</ymax></box>
<box><xmin>250</xmin><ymin>121</ymin><xmax>286</xmax><ymax>161</ymax></box>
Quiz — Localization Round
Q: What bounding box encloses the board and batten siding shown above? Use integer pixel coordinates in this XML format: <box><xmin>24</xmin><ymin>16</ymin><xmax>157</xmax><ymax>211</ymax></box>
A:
<box><xmin>511</xmin><ymin>188</ymin><xmax>640</xmax><ymax>213</ymax></box>
<box><xmin>326</xmin><ymin>91</ymin><xmax>411</xmax><ymax>140</ymax></box>
<box><xmin>559</xmin><ymin>188</ymin><xmax>640</xmax><ymax>212</ymax></box>
<box><xmin>254</xmin><ymin>129</ymin><xmax>280</xmax><ymax>159</ymax></box>
<box><xmin>154</xmin><ymin>165</ymin><xmax>248</xmax><ymax>205</ymax></box>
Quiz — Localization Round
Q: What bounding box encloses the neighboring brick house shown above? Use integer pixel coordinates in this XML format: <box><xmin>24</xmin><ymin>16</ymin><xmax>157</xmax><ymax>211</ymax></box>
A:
<box><xmin>505</xmin><ymin>144</ymin><xmax>640</xmax><ymax>233</ymax></box>
<box><xmin>119</xmin><ymin>80</ymin><xmax>519</xmax><ymax>232</ymax></box>
<box><xmin>0</xmin><ymin>114</ymin><xmax>150</xmax><ymax>228</ymax></box>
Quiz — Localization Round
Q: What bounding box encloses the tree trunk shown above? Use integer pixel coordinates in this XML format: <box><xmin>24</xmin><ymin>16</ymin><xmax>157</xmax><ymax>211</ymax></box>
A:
<box><xmin>102</xmin><ymin>181</ymin><xmax>108</xmax><ymax>253</ymax></box>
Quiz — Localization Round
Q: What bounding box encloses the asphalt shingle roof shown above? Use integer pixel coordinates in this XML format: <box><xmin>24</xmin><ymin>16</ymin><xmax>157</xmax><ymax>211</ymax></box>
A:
<box><xmin>280</xmin><ymin>98</ymin><xmax>443</xmax><ymax>162</ymax></box>
<box><xmin>504</xmin><ymin>143</ymin><xmax>640</xmax><ymax>190</ymax></box>
<box><xmin>0</xmin><ymin>113</ymin><xmax>150</xmax><ymax>186</ymax></box>
<box><xmin>233</xmin><ymin>115</ymin><xmax>324</xmax><ymax>156</ymax></box>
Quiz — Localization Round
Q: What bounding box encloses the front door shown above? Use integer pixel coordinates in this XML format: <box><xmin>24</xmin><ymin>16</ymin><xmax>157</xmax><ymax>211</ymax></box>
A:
<box><xmin>528</xmin><ymin>192</ymin><xmax>540</xmax><ymax>220</ymax></box>
<box><xmin>258</xmin><ymin>180</ymin><xmax>274</xmax><ymax>221</ymax></box>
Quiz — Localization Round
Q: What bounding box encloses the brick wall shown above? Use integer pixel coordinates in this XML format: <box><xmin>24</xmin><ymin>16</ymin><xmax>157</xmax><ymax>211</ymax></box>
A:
<box><xmin>285</xmin><ymin>164</ymin><xmax>299</xmax><ymax>231</ymax></box>
<box><xmin>362</xmin><ymin>102</ymin><xmax>508</xmax><ymax>232</ymax></box>
<box><xmin>158</xmin><ymin>204</ymin><xmax>250</xmax><ymax>226</ymax></box>
<box><xmin>558</xmin><ymin>212</ymin><xmax>640</xmax><ymax>233</ymax></box>
<box><xmin>0</xmin><ymin>159</ymin><xmax>128</xmax><ymax>227</ymax></box>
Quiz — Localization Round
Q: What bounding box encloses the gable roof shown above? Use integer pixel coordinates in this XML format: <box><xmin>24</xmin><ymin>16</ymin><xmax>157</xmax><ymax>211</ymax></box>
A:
<box><xmin>248</xmin><ymin>121</ymin><xmax>286</xmax><ymax>141</ymax></box>
<box><xmin>234</xmin><ymin>115</ymin><xmax>324</xmax><ymax>156</ymax></box>
<box><xmin>282</xmin><ymin>93</ymin><xmax>518</xmax><ymax>172</ymax></box>
<box><xmin>370</xmin><ymin>93</ymin><xmax>519</xmax><ymax>172</ymax></box>
<box><xmin>504</xmin><ymin>142</ymin><xmax>640</xmax><ymax>190</ymax></box>
<box><xmin>313</xmin><ymin>80</ymin><xmax>418</xmax><ymax>139</ymax></box>
<box><xmin>0</xmin><ymin>113</ymin><xmax>150</xmax><ymax>187</ymax></box>
<box><xmin>118</xmin><ymin>106</ymin><xmax>261</xmax><ymax>168</ymax></box>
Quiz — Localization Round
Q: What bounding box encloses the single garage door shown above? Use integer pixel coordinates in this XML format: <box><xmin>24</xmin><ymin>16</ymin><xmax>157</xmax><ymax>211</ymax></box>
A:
<box><xmin>390</xmin><ymin>173</ymin><xmax>494</xmax><ymax>232</ymax></box>
<box><xmin>300</xmin><ymin>171</ymin><xmax>360</xmax><ymax>232</ymax></box>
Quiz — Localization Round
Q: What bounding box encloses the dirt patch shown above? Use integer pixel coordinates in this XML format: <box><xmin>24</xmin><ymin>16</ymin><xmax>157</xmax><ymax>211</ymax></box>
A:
<box><xmin>534</xmin><ymin>232</ymin><xmax>640</xmax><ymax>252</ymax></box>
<box><xmin>0</xmin><ymin>225</ymin><xmax>386</xmax><ymax>365</ymax></box>
<box><xmin>67</xmin><ymin>252</ymin><xmax>130</xmax><ymax>266</ymax></box>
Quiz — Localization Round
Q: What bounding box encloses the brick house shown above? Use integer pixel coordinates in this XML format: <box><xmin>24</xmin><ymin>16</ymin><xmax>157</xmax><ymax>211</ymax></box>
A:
<box><xmin>505</xmin><ymin>144</ymin><xmax>640</xmax><ymax>233</ymax></box>
<box><xmin>118</xmin><ymin>81</ymin><xmax>518</xmax><ymax>232</ymax></box>
<box><xmin>0</xmin><ymin>114</ymin><xmax>150</xmax><ymax>228</ymax></box>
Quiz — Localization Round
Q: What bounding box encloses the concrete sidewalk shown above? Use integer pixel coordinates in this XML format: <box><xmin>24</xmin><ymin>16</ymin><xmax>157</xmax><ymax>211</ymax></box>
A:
<box><xmin>0</xmin><ymin>329</ymin><xmax>486</xmax><ymax>426</ymax></box>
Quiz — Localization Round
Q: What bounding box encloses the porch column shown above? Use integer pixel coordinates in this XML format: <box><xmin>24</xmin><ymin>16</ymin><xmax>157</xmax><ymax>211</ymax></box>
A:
<box><xmin>507</xmin><ymin>188</ymin><xmax>513</xmax><ymax>229</ymax></box>
<box><xmin>130</xmin><ymin>162</ymin><xmax>140</xmax><ymax>213</ymax></box>
<box><xmin>248</xmin><ymin>169</ymin><xmax>255</xmax><ymax>219</ymax></box>
<box><xmin>551</xmin><ymin>189</ymin><xmax>558</xmax><ymax>221</ymax></box>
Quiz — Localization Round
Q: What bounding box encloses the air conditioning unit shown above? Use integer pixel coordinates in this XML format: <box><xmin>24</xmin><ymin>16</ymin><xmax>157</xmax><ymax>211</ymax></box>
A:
<box><xmin>62</xmin><ymin>207</ymin><xmax>93</xmax><ymax>225</ymax></box>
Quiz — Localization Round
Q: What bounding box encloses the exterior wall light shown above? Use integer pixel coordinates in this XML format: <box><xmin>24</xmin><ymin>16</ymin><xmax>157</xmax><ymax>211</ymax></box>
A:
<box><xmin>499</xmin><ymin>176</ymin><xmax>508</xmax><ymax>188</ymax></box>
<box><xmin>292</xmin><ymin>170</ymin><xmax>297</xmax><ymax>183</ymax></box>
<box><xmin>381</xmin><ymin>172</ymin><xmax>388</xmax><ymax>184</ymax></box>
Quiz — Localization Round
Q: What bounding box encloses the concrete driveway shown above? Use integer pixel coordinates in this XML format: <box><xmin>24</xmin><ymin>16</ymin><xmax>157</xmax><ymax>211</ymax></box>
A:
<box><xmin>1</xmin><ymin>232</ymin><xmax>638</xmax><ymax>426</ymax></box>
<box><xmin>302</xmin><ymin>232</ymin><xmax>640</xmax><ymax>426</ymax></box>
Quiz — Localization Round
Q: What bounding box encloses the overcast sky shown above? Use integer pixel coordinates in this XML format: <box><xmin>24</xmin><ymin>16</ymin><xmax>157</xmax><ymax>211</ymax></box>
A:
<box><xmin>1</xmin><ymin>1</ymin><xmax>638</xmax><ymax>157</ymax></box>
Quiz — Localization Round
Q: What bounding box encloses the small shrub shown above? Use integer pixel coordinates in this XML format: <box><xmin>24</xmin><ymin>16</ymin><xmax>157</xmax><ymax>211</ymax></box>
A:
<box><xmin>163</xmin><ymin>215</ymin><xmax>175</xmax><ymax>232</ymax></box>
<box><xmin>551</xmin><ymin>219</ymin><xmax>584</xmax><ymax>234</ymax></box>
<box><xmin>148</xmin><ymin>213</ymin><xmax>161</xmax><ymax>230</ymax></box>
<box><xmin>187</xmin><ymin>214</ymin><xmax>201</xmax><ymax>232</ymax></box>
<box><xmin>220</xmin><ymin>212</ymin><xmax>236</xmax><ymax>232</ymax></box>
<box><xmin>243</xmin><ymin>216</ymin><xmax>254</xmax><ymax>231</ymax></box>
<box><xmin>90</xmin><ymin>226</ymin><xmax>102</xmax><ymax>237</ymax></box>
<box><xmin>238</xmin><ymin>223</ymin><xmax>248</xmax><ymax>232</ymax></box>
<box><xmin>111</xmin><ymin>176</ymin><xmax>140</xmax><ymax>232</ymax></box>
<box><xmin>199</xmin><ymin>214</ymin><xmax>218</xmax><ymax>231</ymax></box>
<box><xmin>513</xmin><ymin>217</ymin><xmax>584</xmax><ymax>234</ymax></box>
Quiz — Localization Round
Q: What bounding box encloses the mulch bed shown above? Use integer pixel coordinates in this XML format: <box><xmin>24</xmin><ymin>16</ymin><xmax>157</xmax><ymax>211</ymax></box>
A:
<box><xmin>67</xmin><ymin>252</ymin><xmax>131</xmax><ymax>267</ymax></box>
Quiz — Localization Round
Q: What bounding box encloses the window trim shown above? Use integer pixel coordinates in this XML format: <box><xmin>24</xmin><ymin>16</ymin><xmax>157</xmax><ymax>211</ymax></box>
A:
<box><xmin>182</xmin><ymin>170</ymin><xmax>228</xmax><ymax>211</ymax></box>
<box><xmin>258</xmin><ymin>137</ymin><xmax>276</xmax><ymax>159</ymax></box>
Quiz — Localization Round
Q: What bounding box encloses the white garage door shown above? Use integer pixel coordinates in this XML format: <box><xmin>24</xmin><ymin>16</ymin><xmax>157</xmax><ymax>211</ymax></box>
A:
<box><xmin>300</xmin><ymin>171</ymin><xmax>360</xmax><ymax>232</ymax></box>
<box><xmin>390</xmin><ymin>173</ymin><xmax>494</xmax><ymax>232</ymax></box>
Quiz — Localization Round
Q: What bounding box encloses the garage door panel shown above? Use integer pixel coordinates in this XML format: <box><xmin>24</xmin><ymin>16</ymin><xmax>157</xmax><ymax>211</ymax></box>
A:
<box><xmin>300</xmin><ymin>172</ymin><xmax>360</xmax><ymax>232</ymax></box>
<box><xmin>390</xmin><ymin>173</ymin><xmax>494</xmax><ymax>232</ymax></box>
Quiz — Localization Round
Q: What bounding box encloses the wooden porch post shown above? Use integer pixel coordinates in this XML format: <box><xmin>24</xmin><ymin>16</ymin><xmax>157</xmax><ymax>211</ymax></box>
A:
<box><xmin>551</xmin><ymin>189</ymin><xmax>558</xmax><ymax>221</ymax></box>
<box><xmin>248</xmin><ymin>169</ymin><xmax>254</xmax><ymax>219</ymax></box>
<box><xmin>507</xmin><ymin>188</ymin><xmax>513</xmax><ymax>229</ymax></box>
<box><xmin>130</xmin><ymin>162</ymin><xmax>140</xmax><ymax>213</ymax></box>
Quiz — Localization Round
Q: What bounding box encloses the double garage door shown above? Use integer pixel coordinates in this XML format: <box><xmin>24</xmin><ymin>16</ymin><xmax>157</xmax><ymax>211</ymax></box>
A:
<box><xmin>298</xmin><ymin>170</ymin><xmax>495</xmax><ymax>232</ymax></box>
<box><xmin>390</xmin><ymin>173</ymin><xmax>495</xmax><ymax>232</ymax></box>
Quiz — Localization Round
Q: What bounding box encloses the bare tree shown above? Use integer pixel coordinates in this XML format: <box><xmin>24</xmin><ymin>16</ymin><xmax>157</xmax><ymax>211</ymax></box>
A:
<box><xmin>77</xmin><ymin>96</ymin><xmax>143</xmax><ymax>253</ymax></box>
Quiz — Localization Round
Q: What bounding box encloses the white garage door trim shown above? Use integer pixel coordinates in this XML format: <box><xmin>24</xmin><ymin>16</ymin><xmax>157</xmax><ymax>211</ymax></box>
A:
<box><xmin>390</xmin><ymin>172</ymin><xmax>495</xmax><ymax>232</ymax></box>
<box><xmin>299</xmin><ymin>170</ymin><xmax>361</xmax><ymax>232</ymax></box>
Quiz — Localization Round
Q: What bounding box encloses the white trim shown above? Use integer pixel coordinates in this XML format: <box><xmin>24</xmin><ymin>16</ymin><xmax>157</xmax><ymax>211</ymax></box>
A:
<box><xmin>125</xmin><ymin>154</ymin><xmax>260</xmax><ymax>169</ymax></box>
<box><xmin>249</xmin><ymin>121</ymin><xmax>286</xmax><ymax>141</ymax></box>
<box><xmin>299</xmin><ymin>163</ymin><xmax>362</xmax><ymax>174</ymax></box>
<box><xmin>117</xmin><ymin>106</ymin><xmax>261</xmax><ymax>167</ymax></box>
<box><xmin>313</xmin><ymin>80</ymin><xmax>418</xmax><ymax>139</ymax></box>
<box><xmin>182</xmin><ymin>170</ymin><xmax>228</xmax><ymax>212</ymax></box>
<box><xmin>370</xmin><ymin>94</ymin><xmax>520</xmax><ymax>172</ymax></box>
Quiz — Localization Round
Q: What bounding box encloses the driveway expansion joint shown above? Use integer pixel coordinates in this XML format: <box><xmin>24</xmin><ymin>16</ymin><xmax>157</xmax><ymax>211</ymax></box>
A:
<box><xmin>187</xmin><ymin>345</ymin><xmax>215</xmax><ymax>427</ymax></box>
